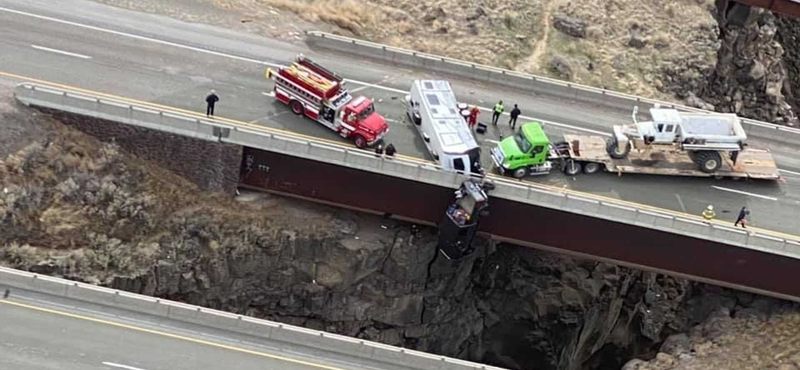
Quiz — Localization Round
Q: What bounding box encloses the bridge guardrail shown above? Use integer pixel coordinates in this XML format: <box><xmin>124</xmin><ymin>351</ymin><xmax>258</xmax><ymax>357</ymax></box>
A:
<box><xmin>304</xmin><ymin>31</ymin><xmax>800</xmax><ymax>144</ymax></box>
<box><xmin>0</xmin><ymin>266</ymin><xmax>507</xmax><ymax>370</ymax></box>
<box><xmin>12</xmin><ymin>82</ymin><xmax>800</xmax><ymax>261</ymax></box>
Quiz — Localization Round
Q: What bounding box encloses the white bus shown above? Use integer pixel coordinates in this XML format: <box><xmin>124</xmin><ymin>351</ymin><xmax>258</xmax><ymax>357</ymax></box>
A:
<box><xmin>405</xmin><ymin>80</ymin><xmax>483</xmax><ymax>176</ymax></box>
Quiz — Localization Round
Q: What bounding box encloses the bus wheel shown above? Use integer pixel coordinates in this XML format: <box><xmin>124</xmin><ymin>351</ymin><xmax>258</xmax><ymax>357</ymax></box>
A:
<box><xmin>564</xmin><ymin>159</ymin><xmax>582</xmax><ymax>176</ymax></box>
<box><xmin>353</xmin><ymin>135</ymin><xmax>367</xmax><ymax>149</ymax></box>
<box><xmin>583</xmin><ymin>162</ymin><xmax>602</xmax><ymax>174</ymax></box>
<box><xmin>512</xmin><ymin>167</ymin><xmax>527</xmax><ymax>179</ymax></box>
<box><xmin>290</xmin><ymin>101</ymin><xmax>305</xmax><ymax>115</ymax></box>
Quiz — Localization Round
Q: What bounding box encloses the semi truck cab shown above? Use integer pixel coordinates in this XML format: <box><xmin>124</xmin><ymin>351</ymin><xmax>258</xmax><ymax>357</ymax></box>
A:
<box><xmin>490</xmin><ymin>122</ymin><xmax>554</xmax><ymax>178</ymax></box>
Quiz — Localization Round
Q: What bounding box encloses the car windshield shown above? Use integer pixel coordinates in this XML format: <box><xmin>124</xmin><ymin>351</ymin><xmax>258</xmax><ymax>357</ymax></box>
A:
<box><xmin>358</xmin><ymin>103</ymin><xmax>375</xmax><ymax>121</ymax></box>
<box><xmin>514</xmin><ymin>131</ymin><xmax>532</xmax><ymax>153</ymax></box>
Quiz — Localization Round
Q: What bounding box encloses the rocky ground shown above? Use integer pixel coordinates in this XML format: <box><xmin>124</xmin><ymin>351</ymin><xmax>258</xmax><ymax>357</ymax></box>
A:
<box><xmin>2</xmin><ymin>82</ymin><xmax>798</xmax><ymax>370</ymax></box>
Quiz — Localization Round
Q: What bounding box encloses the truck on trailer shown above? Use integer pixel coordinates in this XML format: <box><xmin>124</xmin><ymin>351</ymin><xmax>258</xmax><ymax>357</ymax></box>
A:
<box><xmin>405</xmin><ymin>80</ymin><xmax>484</xmax><ymax>176</ymax></box>
<box><xmin>266</xmin><ymin>54</ymin><xmax>388</xmax><ymax>148</ymax></box>
<box><xmin>491</xmin><ymin>107</ymin><xmax>780</xmax><ymax>180</ymax></box>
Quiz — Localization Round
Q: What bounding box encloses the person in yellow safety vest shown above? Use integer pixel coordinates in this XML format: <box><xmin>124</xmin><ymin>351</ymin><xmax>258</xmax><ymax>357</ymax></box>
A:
<box><xmin>702</xmin><ymin>205</ymin><xmax>716</xmax><ymax>221</ymax></box>
<box><xmin>491</xmin><ymin>100</ymin><xmax>504</xmax><ymax>126</ymax></box>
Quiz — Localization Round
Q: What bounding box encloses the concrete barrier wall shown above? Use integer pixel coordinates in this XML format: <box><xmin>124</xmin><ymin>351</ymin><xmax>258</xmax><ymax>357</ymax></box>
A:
<box><xmin>13</xmin><ymin>82</ymin><xmax>800</xmax><ymax>264</ymax></box>
<box><xmin>305</xmin><ymin>31</ymin><xmax>800</xmax><ymax>139</ymax></box>
<box><xmin>0</xmin><ymin>266</ymin><xmax>507</xmax><ymax>370</ymax></box>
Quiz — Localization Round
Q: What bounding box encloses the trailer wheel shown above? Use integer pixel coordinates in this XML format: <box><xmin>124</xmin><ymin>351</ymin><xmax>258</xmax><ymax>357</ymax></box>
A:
<box><xmin>290</xmin><ymin>100</ymin><xmax>305</xmax><ymax>115</ymax></box>
<box><xmin>353</xmin><ymin>135</ymin><xmax>367</xmax><ymax>149</ymax></box>
<box><xmin>607</xmin><ymin>139</ymin><xmax>630</xmax><ymax>159</ymax></box>
<box><xmin>694</xmin><ymin>151</ymin><xmax>722</xmax><ymax>173</ymax></box>
<box><xmin>583</xmin><ymin>162</ymin><xmax>603</xmax><ymax>174</ymax></box>
<box><xmin>563</xmin><ymin>159</ymin><xmax>582</xmax><ymax>176</ymax></box>
<box><xmin>512</xmin><ymin>167</ymin><xmax>528</xmax><ymax>179</ymax></box>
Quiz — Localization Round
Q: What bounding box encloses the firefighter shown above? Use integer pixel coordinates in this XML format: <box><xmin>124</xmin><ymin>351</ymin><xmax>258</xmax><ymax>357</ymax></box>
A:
<box><xmin>385</xmin><ymin>143</ymin><xmax>397</xmax><ymax>157</ymax></box>
<box><xmin>468</xmin><ymin>106</ymin><xmax>480</xmax><ymax>130</ymax></box>
<box><xmin>702</xmin><ymin>205</ymin><xmax>716</xmax><ymax>221</ymax></box>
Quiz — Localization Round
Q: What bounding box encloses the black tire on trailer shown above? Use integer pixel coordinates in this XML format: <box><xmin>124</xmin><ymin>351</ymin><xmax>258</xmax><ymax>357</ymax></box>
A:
<box><xmin>512</xmin><ymin>167</ymin><xmax>528</xmax><ymax>179</ymax></box>
<box><xmin>353</xmin><ymin>135</ymin><xmax>367</xmax><ymax>149</ymax></box>
<box><xmin>607</xmin><ymin>139</ymin><xmax>630</xmax><ymax>159</ymax></box>
<box><xmin>290</xmin><ymin>100</ymin><xmax>305</xmax><ymax>115</ymax></box>
<box><xmin>563</xmin><ymin>159</ymin><xmax>582</xmax><ymax>176</ymax></box>
<box><xmin>694</xmin><ymin>151</ymin><xmax>722</xmax><ymax>173</ymax></box>
<box><xmin>583</xmin><ymin>161</ymin><xmax>603</xmax><ymax>174</ymax></box>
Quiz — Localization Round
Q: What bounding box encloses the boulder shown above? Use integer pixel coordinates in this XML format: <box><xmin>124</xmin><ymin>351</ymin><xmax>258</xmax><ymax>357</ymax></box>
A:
<box><xmin>553</xmin><ymin>14</ymin><xmax>587</xmax><ymax>38</ymax></box>
<box><xmin>549</xmin><ymin>55</ymin><xmax>574</xmax><ymax>79</ymax></box>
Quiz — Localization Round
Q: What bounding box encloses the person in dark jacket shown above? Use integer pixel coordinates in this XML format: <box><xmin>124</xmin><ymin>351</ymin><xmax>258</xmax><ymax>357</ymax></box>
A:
<box><xmin>734</xmin><ymin>206</ymin><xmax>749</xmax><ymax>228</ymax></box>
<box><xmin>385</xmin><ymin>143</ymin><xmax>397</xmax><ymax>157</ymax></box>
<box><xmin>509</xmin><ymin>104</ymin><xmax>521</xmax><ymax>130</ymax></box>
<box><xmin>206</xmin><ymin>89</ymin><xmax>219</xmax><ymax>117</ymax></box>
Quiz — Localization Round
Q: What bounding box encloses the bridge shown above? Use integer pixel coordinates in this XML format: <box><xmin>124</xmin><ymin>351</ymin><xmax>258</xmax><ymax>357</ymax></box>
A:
<box><xmin>0</xmin><ymin>266</ymin><xmax>504</xmax><ymax>370</ymax></box>
<box><xmin>3</xmin><ymin>2</ymin><xmax>800</xmax><ymax>298</ymax></box>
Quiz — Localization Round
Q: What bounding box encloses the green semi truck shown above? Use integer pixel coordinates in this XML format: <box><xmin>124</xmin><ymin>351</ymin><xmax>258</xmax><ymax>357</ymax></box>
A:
<box><xmin>489</xmin><ymin>119</ymin><xmax>780</xmax><ymax>180</ymax></box>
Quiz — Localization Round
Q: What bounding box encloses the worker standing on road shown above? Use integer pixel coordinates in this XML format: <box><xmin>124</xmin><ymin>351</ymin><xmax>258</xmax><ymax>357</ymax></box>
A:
<box><xmin>492</xmin><ymin>100</ymin><xmax>504</xmax><ymax>126</ymax></box>
<box><xmin>385</xmin><ymin>143</ymin><xmax>397</xmax><ymax>157</ymax></box>
<box><xmin>702</xmin><ymin>205</ymin><xmax>716</xmax><ymax>221</ymax></box>
<box><xmin>205</xmin><ymin>89</ymin><xmax>219</xmax><ymax>117</ymax></box>
<box><xmin>468</xmin><ymin>106</ymin><xmax>480</xmax><ymax>130</ymax></box>
<box><xmin>734</xmin><ymin>206</ymin><xmax>749</xmax><ymax>228</ymax></box>
<box><xmin>509</xmin><ymin>104</ymin><xmax>521</xmax><ymax>130</ymax></box>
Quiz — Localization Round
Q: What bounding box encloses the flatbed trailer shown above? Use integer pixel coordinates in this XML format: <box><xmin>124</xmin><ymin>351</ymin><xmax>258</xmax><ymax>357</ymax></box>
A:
<box><xmin>559</xmin><ymin>134</ymin><xmax>781</xmax><ymax>180</ymax></box>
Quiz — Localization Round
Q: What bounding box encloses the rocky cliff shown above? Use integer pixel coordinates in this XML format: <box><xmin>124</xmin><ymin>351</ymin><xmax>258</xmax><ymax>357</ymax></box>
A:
<box><xmin>687</xmin><ymin>2</ymin><xmax>798</xmax><ymax>126</ymax></box>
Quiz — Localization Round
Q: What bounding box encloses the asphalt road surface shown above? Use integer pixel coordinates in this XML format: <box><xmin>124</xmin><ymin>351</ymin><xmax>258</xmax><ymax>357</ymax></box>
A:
<box><xmin>0</xmin><ymin>288</ymin><xmax>413</xmax><ymax>370</ymax></box>
<box><xmin>1</xmin><ymin>0</ymin><xmax>799</xmax><ymax>236</ymax></box>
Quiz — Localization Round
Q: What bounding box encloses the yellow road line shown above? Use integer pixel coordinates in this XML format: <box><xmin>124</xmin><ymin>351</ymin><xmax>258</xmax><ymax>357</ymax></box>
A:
<box><xmin>0</xmin><ymin>299</ymin><xmax>350</xmax><ymax>370</ymax></box>
<box><xmin>2</xmin><ymin>71</ymin><xmax>798</xmax><ymax>241</ymax></box>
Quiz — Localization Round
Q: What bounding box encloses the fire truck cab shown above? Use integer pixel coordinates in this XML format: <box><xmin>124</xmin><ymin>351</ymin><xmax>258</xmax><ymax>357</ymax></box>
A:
<box><xmin>267</xmin><ymin>55</ymin><xmax>389</xmax><ymax>148</ymax></box>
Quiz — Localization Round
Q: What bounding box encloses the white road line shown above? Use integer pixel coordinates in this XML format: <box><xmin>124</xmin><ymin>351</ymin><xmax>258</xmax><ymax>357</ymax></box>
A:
<box><xmin>261</xmin><ymin>91</ymin><xmax>274</xmax><ymax>97</ymax></box>
<box><xmin>779</xmin><ymin>168</ymin><xmax>800</xmax><ymax>176</ymax></box>
<box><xmin>0</xmin><ymin>6</ymin><xmax>280</xmax><ymax>67</ymax></box>
<box><xmin>346</xmin><ymin>78</ymin><xmax>405</xmax><ymax>94</ymax></box>
<box><xmin>675</xmin><ymin>193</ymin><xmax>687</xmax><ymax>213</ymax></box>
<box><xmin>475</xmin><ymin>107</ymin><xmax>611</xmax><ymax>136</ymax></box>
<box><xmin>484</xmin><ymin>139</ymin><xmax>500</xmax><ymax>144</ymax></box>
<box><xmin>102</xmin><ymin>362</ymin><xmax>148</xmax><ymax>370</ymax></box>
<box><xmin>31</xmin><ymin>44</ymin><xmax>91</xmax><ymax>59</ymax></box>
<box><xmin>711</xmin><ymin>186</ymin><xmax>778</xmax><ymax>201</ymax></box>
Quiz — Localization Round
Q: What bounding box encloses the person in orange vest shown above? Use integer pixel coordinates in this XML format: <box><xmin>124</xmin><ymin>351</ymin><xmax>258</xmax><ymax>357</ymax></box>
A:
<box><xmin>468</xmin><ymin>106</ymin><xmax>480</xmax><ymax>130</ymax></box>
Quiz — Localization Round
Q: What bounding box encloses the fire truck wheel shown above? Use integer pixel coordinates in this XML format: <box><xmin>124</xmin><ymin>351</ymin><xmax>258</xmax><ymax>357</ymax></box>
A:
<box><xmin>290</xmin><ymin>101</ymin><xmax>305</xmax><ymax>115</ymax></box>
<box><xmin>353</xmin><ymin>135</ymin><xmax>367</xmax><ymax>149</ymax></box>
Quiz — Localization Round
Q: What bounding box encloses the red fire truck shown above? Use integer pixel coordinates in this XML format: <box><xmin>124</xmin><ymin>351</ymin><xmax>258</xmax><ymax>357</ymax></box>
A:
<box><xmin>266</xmin><ymin>55</ymin><xmax>389</xmax><ymax>148</ymax></box>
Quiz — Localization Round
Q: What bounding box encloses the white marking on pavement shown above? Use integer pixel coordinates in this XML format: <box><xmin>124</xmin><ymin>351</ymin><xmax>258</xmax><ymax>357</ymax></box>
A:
<box><xmin>711</xmin><ymin>186</ymin><xmax>778</xmax><ymax>201</ymax></box>
<box><xmin>484</xmin><ymin>139</ymin><xmax>500</xmax><ymax>144</ymax></box>
<box><xmin>31</xmin><ymin>44</ymin><xmax>91</xmax><ymax>59</ymax></box>
<box><xmin>102</xmin><ymin>362</ymin><xmax>148</xmax><ymax>370</ymax></box>
<box><xmin>675</xmin><ymin>193</ymin><xmax>687</xmax><ymax>213</ymax></box>
<box><xmin>262</xmin><ymin>91</ymin><xmax>274</xmax><ymax>97</ymax></box>
<box><xmin>1</xmin><ymin>6</ymin><xmax>280</xmax><ymax>67</ymax></box>
<box><xmin>779</xmin><ymin>168</ymin><xmax>800</xmax><ymax>176</ymax></box>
